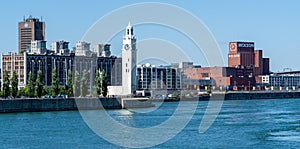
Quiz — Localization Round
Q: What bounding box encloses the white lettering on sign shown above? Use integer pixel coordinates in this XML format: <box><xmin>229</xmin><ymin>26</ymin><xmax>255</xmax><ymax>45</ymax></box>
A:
<box><xmin>238</xmin><ymin>43</ymin><xmax>254</xmax><ymax>48</ymax></box>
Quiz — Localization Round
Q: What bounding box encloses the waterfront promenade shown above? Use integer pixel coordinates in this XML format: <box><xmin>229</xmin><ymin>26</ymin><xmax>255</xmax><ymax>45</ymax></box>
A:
<box><xmin>152</xmin><ymin>90</ymin><xmax>300</xmax><ymax>101</ymax></box>
<box><xmin>0</xmin><ymin>91</ymin><xmax>299</xmax><ymax>113</ymax></box>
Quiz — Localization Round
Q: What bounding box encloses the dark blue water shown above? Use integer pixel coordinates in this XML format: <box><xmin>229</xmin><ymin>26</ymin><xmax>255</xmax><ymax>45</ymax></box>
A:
<box><xmin>0</xmin><ymin>98</ymin><xmax>300</xmax><ymax>148</ymax></box>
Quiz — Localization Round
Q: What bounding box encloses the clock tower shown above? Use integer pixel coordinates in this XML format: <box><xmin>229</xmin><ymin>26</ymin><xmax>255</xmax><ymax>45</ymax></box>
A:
<box><xmin>122</xmin><ymin>22</ymin><xmax>137</xmax><ymax>95</ymax></box>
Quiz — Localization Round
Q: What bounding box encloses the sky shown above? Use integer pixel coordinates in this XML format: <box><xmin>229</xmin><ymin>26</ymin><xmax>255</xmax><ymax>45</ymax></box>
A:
<box><xmin>1</xmin><ymin>0</ymin><xmax>300</xmax><ymax>72</ymax></box>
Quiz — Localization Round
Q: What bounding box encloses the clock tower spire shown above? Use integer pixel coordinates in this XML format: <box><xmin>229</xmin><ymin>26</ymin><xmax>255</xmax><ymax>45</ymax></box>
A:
<box><xmin>122</xmin><ymin>22</ymin><xmax>137</xmax><ymax>95</ymax></box>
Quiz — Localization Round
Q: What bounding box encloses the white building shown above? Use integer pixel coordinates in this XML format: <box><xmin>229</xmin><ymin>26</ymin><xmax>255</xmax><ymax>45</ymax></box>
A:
<box><xmin>108</xmin><ymin>22</ymin><xmax>137</xmax><ymax>96</ymax></box>
<box><xmin>93</xmin><ymin>44</ymin><xmax>111</xmax><ymax>57</ymax></box>
<box><xmin>261</xmin><ymin>75</ymin><xmax>269</xmax><ymax>84</ymax></box>
<box><xmin>136</xmin><ymin>64</ymin><xmax>182</xmax><ymax>90</ymax></box>
<box><xmin>269</xmin><ymin>73</ymin><xmax>300</xmax><ymax>88</ymax></box>
<box><xmin>75</xmin><ymin>41</ymin><xmax>91</xmax><ymax>56</ymax></box>
<box><xmin>29</xmin><ymin>40</ymin><xmax>47</xmax><ymax>54</ymax></box>
<box><xmin>51</xmin><ymin>41</ymin><xmax>70</xmax><ymax>55</ymax></box>
<box><xmin>259</xmin><ymin>71</ymin><xmax>300</xmax><ymax>90</ymax></box>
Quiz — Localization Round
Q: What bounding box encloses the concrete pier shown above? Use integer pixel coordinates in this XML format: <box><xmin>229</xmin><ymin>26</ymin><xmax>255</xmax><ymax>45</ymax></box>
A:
<box><xmin>121</xmin><ymin>98</ymin><xmax>155</xmax><ymax>109</ymax></box>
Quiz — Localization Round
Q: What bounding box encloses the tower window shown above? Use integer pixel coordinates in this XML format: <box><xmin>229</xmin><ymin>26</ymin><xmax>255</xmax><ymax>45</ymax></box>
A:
<box><xmin>127</xmin><ymin>29</ymin><xmax>129</xmax><ymax>35</ymax></box>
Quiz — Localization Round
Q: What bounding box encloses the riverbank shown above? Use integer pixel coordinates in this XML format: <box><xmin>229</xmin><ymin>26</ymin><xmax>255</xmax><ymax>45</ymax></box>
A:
<box><xmin>0</xmin><ymin>98</ymin><xmax>154</xmax><ymax>113</ymax></box>
<box><xmin>0</xmin><ymin>91</ymin><xmax>299</xmax><ymax>113</ymax></box>
<box><xmin>151</xmin><ymin>91</ymin><xmax>300</xmax><ymax>102</ymax></box>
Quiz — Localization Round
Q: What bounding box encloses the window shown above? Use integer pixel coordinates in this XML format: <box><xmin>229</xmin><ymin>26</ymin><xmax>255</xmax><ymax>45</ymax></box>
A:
<box><xmin>201</xmin><ymin>73</ymin><xmax>209</xmax><ymax>77</ymax></box>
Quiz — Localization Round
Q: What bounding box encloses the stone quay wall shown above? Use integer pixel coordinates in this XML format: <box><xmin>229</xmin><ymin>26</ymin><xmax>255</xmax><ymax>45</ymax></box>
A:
<box><xmin>0</xmin><ymin>98</ymin><xmax>122</xmax><ymax>113</ymax></box>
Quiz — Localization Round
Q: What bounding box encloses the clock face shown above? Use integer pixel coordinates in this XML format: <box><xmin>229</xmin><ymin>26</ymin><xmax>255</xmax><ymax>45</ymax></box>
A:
<box><xmin>24</xmin><ymin>23</ymin><xmax>28</xmax><ymax>28</ymax></box>
<box><xmin>124</xmin><ymin>44</ymin><xmax>129</xmax><ymax>50</ymax></box>
<box><xmin>230</xmin><ymin>43</ymin><xmax>236</xmax><ymax>51</ymax></box>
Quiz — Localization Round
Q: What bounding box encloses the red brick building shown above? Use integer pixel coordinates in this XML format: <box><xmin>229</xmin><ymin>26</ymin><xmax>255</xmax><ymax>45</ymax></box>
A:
<box><xmin>182</xmin><ymin>41</ymin><xmax>270</xmax><ymax>90</ymax></box>
<box><xmin>228</xmin><ymin>42</ymin><xmax>255</xmax><ymax>68</ymax></box>
<box><xmin>183</xmin><ymin>67</ymin><xmax>255</xmax><ymax>89</ymax></box>
<box><xmin>262</xmin><ymin>58</ymin><xmax>270</xmax><ymax>75</ymax></box>
<box><xmin>228</xmin><ymin>42</ymin><xmax>269</xmax><ymax>76</ymax></box>
<box><xmin>254</xmin><ymin>50</ymin><xmax>263</xmax><ymax>75</ymax></box>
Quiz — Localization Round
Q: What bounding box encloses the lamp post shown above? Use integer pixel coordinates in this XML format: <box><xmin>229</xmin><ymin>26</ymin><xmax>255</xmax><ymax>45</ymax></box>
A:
<box><xmin>248</xmin><ymin>81</ymin><xmax>251</xmax><ymax>91</ymax></box>
<box><xmin>234</xmin><ymin>81</ymin><xmax>237</xmax><ymax>91</ymax></box>
<box><xmin>64</xmin><ymin>59</ymin><xmax>67</xmax><ymax>88</ymax></box>
<box><xmin>31</xmin><ymin>59</ymin><xmax>34</xmax><ymax>76</ymax></box>
<box><xmin>220</xmin><ymin>80</ymin><xmax>222</xmax><ymax>91</ymax></box>
<box><xmin>38</xmin><ymin>60</ymin><xmax>41</xmax><ymax>71</ymax></box>
<box><xmin>90</xmin><ymin>60</ymin><xmax>93</xmax><ymax>96</ymax></box>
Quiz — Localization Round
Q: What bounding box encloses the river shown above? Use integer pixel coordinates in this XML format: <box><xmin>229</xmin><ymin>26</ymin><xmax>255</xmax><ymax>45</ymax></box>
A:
<box><xmin>0</xmin><ymin>98</ymin><xmax>299</xmax><ymax>148</ymax></box>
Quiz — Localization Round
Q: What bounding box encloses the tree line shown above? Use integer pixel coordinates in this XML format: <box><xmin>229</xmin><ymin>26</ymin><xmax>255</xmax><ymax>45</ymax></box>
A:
<box><xmin>0</xmin><ymin>69</ymin><xmax>108</xmax><ymax>99</ymax></box>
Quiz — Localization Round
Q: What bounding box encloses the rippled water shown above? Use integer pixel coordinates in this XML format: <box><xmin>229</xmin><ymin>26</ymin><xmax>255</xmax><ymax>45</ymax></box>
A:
<box><xmin>0</xmin><ymin>98</ymin><xmax>299</xmax><ymax>148</ymax></box>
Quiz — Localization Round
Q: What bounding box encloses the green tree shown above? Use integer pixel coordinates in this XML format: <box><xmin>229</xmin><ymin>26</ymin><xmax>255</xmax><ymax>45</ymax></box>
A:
<box><xmin>59</xmin><ymin>86</ymin><xmax>66</xmax><ymax>94</ymax></box>
<box><xmin>81</xmin><ymin>70</ymin><xmax>88</xmax><ymax>97</ymax></box>
<box><xmin>19</xmin><ymin>50</ymin><xmax>25</xmax><ymax>54</ymax></box>
<box><xmin>95</xmin><ymin>70</ymin><xmax>101</xmax><ymax>96</ymax></box>
<box><xmin>101</xmin><ymin>70</ymin><xmax>108</xmax><ymax>97</ymax></box>
<box><xmin>18</xmin><ymin>87</ymin><xmax>26</xmax><ymax>97</ymax></box>
<box><xmin>27</xmin><ymin>71</ymin><xmax>35</xmax><ymax>97</ymax></box>
<box><xmin>2</xmin><ymin>70</ymin><xmax>10</xmax><ymax>98</ymax></box>
<box><xmin>11</xmin><ymin>71</ymin><xmax>18</xmax><ymax>98</ymax></box>
<box><xmin>42</xmin><ymin>87</ymin><xmax>51</xmax><ymax>96</ymax></box>
<box><xmin>35</xmin><ymin>70</ymin><xmax>43</xmax><ymax>97</ymax></box>
<box><xmin>74</xmin><ymin>71</ymin><xmax>80</xmax><ymax>97</ymax></box>
<box><xmin>51</xmin><ymin>67</ymin><xmax>59</xmax><ymax>96</ymax></box>
<box><xmin>66</xmin><ymin>70</ymin><xmax>73</xmax><ymax>97</ymax></box>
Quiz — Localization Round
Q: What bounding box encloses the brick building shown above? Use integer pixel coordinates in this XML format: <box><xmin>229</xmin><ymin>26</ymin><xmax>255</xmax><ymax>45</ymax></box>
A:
<box><xmin>183</xmin><ymin>66</ymin><xmax>254</xmax><ymax>90</ymax></box>
<box><xmin>228</xmin><ymin>42</ymin><xmax>255</xmax><ymax>68</ymax></box>
<box><xmin>262</xmin><ymin>58</ymin><xmax>270</xmax><ymax>75</ymax></box>
<box><xmin>182</xmin><ymin>41</ymin><xmax>270</xmax><ymax>90</ymax></box>
<box><xmin>228</xmin><ymin>42</ymin><xmax>270</xmax><ymax>76</ymax></box>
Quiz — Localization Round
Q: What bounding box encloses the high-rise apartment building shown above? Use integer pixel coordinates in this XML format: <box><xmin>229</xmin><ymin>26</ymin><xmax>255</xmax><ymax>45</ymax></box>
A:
<box><xmin>51</xmin><ymin>41</ymin><xmax>70</xmax><ymax>55</ymax></box>
<box><xmin>18</xmin><ymin>16</ymin><xmax>45</xmax><ymax>53</ymax></box>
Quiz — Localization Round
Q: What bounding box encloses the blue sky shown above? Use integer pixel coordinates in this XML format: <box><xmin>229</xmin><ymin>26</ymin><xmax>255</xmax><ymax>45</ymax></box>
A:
<box><xmin>1</xmin><ymin>0</ymin><xmax>300</xmax><ymax>72</ymax></box>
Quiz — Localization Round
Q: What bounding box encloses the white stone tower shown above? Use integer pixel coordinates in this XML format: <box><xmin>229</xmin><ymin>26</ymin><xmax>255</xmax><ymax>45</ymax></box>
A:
<box><xmin>122</xmin><ymin>22</ymin><xmax>137</xmax><ymax>95</ymax></box>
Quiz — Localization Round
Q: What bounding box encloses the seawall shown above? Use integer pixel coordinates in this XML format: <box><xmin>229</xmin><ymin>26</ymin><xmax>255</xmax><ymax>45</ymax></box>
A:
<box><xmin>221</xmin><ymin>91</ymin><xmax>300</xmax><ymax>100</ymax></box>
<box><xmin>151</xmin><ymin>91</ymin><xmax>300</xmax><ymax>101</ymax></box>
<box><xmin>0</xmin><ymin>98</ymin><xmax>122</xmax><ymax>113</ymax></box>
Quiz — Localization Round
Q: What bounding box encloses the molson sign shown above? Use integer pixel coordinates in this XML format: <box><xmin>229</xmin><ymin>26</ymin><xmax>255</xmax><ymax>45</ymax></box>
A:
<box><xmin>237</xmin><ymin>42</ymin><xmax>255</xmax><ymax>48</ymax></box>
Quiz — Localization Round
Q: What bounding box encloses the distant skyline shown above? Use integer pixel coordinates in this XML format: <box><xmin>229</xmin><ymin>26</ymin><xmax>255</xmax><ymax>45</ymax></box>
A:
<box><xmin>1</xmin><ymin>0</ymin><xmax>300</xmax><ymax>72</ymax></box>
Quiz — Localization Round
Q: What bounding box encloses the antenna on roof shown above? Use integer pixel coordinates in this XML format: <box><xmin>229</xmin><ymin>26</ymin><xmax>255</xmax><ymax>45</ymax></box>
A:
<box><xmin>23</xmin><ymin>16</ymin><xmax>25</xmax><ymax>21</ymax></box>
